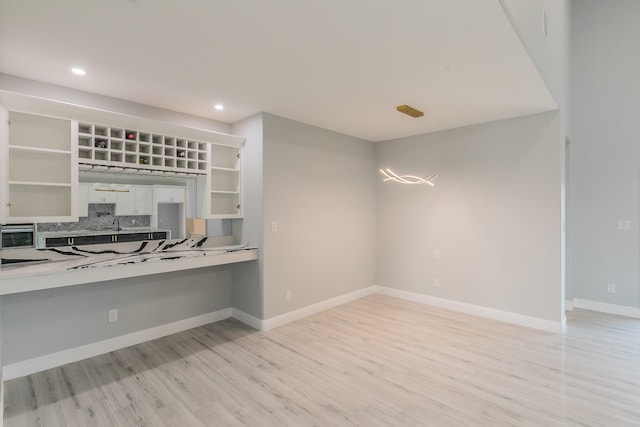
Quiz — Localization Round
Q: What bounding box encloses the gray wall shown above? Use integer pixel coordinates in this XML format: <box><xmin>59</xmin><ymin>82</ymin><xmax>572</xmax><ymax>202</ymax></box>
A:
<box><xmin>1</xmin><ymin>266</ymin><xmax>233</xmax><ymax>363</ymax></box>
<box><xmin>231</xmin><ymin>114</ymin><xmax>265</xmax><ymax>318</ymax></box>
<box><xmin>261</xmin><ymin>114</ymin><xmax>376</xmax><ymax>319</ymax></box>
<box><xmin>571</xmin><ymin>0</ymin><xmax>640</xmax><ymax>308</ymax></box>
<box><xmin>376</xmin><ymin>112</ymin><xmax>563</xmax><ymax>323</ymax></box>
<box><xmin>500</xmin><ymin>0</ymin><xmax>571</xmax><ymax>303</ymax></box>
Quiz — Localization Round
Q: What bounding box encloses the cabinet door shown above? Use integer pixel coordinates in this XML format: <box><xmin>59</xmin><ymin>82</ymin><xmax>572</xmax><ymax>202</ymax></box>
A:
<box><xmin>1</xmin><ymin>109</ymin><xmax>78</xmax><ymax>222</ymax></box>
<box><xmin>78</xmin><ymin>183</ymin><xmax>89</xmax><ymax>217</ymax></box>
<box><xmin>87</xmin><ymin>184</ymin><xmax>118</xmax><ymax>203</ymax></box>
<box><xmin>134</xmin><ymin>186</ymin><xmax>153</xmax><ymax>215</ymax></box>
<box><xmin>115</xmin><ymin>186</ymin><xmax>152</xmax><ymax>215</ymax></box>
<box><xmin>155</xmin><ymin>187</ymin><xmax>185</xmax><ymax>203</ymax></box>
<box><xmin>115</xmin><ymin>187</ymin><xmax>136</xmax><ymax>215</ymax></box>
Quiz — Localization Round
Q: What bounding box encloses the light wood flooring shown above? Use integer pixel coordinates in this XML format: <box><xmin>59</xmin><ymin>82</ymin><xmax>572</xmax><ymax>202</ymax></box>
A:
<box><xmin>4</xmin><ymin>294</ymin><xmax>640</xmax><ymax>426</ymax></box>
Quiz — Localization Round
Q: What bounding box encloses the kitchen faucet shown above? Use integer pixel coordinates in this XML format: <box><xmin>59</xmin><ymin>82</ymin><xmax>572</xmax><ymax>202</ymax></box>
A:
<box><xmin>113</xmin><ymin>218</ymin><xmax>121</xmax><ymax>231</ymax></box>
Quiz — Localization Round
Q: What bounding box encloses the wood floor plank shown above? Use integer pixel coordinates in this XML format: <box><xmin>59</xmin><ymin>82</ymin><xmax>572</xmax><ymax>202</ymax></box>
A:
<box><xmin>5</xmin><ymin>294</ymin><xmax>640</xmax><ymax>426</ymax></box>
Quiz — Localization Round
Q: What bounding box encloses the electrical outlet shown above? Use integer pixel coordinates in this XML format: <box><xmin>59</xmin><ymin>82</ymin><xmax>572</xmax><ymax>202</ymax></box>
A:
<box><xmin>434</xmin><ymin>278</ymin><xmax>441</xmax><ymax>287</ymax></box>
<box><xmin>108</xmin><ymin>309</ymin><xmax>118</xmax><ymax>322</ymax></box>
<box><xmin>434</xmin><ymin>250</ymin><xmax>441</xmax><ymax>260</ymax></box>
<box><xmin>286</xmin><ymin>290</ymin><xmax>292</xmax><ymax>301</ymax></box>
<box><xmin>271</xmin><ymin>221</ymin><xmax>278</xmax><ymax>232</ymax></box>
<box><xmin>607</xmin><ymin>284</ymin><xmax>616</xmax><ymax>293</ymax></box>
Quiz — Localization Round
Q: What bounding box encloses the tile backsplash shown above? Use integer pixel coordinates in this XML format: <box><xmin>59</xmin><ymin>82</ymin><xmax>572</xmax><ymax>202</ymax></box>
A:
<box><xmin>38</xmin><ymin>204</ymin><xmax>151</xmax><ymax>232</ymax></box>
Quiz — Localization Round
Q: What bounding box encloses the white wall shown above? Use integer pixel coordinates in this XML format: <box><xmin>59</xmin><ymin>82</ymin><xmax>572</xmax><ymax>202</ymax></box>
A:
<box><xmin>376</xmin><ymin>112</ymin><xmax>563</xmax><ymax>323</ymax></box>
<box><xmin>262</xmin><ymin>114</ymin><xmax>376</xmax><ymax>319</ymax></box>
<box><xmin>571</xmin><ymin>0</ymin><xmax>640</xmax><ymax>309</ymax></box>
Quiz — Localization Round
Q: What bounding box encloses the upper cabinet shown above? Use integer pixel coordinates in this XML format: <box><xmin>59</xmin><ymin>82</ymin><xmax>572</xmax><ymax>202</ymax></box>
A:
<box><xmin>115</xmin><ymin>185</ymin><xmax>153</xmax><ymax>216</ymax></box>
<box><xmin>205</xmin><ymin>144</ymin><xmax>242</xmax><ymax>218</ymax></box>
<box><xmin>0</xmin><ymin>92</ymin><xmax>244</xmax><ymax>221</ymax></box>
<box><xmin>0</xmin><ymin>108</ymin><xmax>78</xmax><ymax>223</ymax></box>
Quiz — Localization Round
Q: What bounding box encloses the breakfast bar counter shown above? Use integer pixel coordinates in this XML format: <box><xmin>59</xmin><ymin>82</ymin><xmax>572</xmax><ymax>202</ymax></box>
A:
<box><xmin>0</xmin><ymin>237</ymin><xmax>258</xmax><ymax>296</ymax></box>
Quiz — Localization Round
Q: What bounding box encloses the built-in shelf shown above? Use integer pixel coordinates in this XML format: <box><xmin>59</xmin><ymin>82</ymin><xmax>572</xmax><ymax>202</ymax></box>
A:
<box><xmin>206</xmin><ymin>145</ymin><xmax>242</xmax><ymax>218</ymax></box>
<box><xmin>2</xmin><ymin>110</ymin><xmax>78</xmax><ymax>222</ymax></box>
<box><xmin>77</xmin><ymin>122</ymin><xmax>208</xmax><ymax>175</ymax></box>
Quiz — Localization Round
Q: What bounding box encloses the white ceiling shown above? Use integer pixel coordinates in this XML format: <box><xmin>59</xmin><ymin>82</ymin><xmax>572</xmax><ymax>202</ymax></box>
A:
<box><xmin>0</xmin><ymin>0</ymin><xmax>557</xmax><ymax>141</ymax></box>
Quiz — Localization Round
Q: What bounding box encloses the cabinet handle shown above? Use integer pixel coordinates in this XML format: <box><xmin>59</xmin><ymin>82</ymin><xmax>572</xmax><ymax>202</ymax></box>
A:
<box><xmin>236</xmin><ymin>204</ymin><xmax>241</xmax><ymax>210</ymax></box>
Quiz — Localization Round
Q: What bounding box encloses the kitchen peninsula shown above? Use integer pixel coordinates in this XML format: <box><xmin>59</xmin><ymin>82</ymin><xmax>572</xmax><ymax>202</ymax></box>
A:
<box><xmin>0</xmin><ymin>237</ymin><xmax>258</xmax><ymax>295</ymax></box>
<box><xmin>0</xmin><ymin>90</ymin><xmax>257</xmax><ymax>408</ymax></box>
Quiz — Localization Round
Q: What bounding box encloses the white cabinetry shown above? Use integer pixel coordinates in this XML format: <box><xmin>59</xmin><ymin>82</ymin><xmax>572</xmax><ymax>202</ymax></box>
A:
<box><xmin>0</xmin><ymin>108</ymin><xmax>78</xmax><ymax>223</ymax></box>
<box><xmin>155</xmin><ymin>186</ymin><xmax>185</xmax><ymax>203</ymax></box>
<box><xmin>198</xmin><ymin>143</ymin><xmax>242</xmax><ymax>218</ymax></box>
<box><xmin>77</xmin><ymin>123</ymin><xmax>208</xmax><ymax>176</ymax></box>
<box><xmin>115</xmin><ymin>186</ymin><xmax>153</xmax><ymax>216</ymax></box>
<box><xmin>87</xmin><ymin>183</ymin><xmax>117</xmax><ymax>204</ymax></box>
<box><xmin>78</xmin><ymin>183</ymin><xmax>89</xmax><ymax>217</ymax></box>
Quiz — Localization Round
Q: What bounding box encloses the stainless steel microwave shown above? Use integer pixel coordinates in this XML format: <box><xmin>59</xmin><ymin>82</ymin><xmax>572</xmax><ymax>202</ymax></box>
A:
<box><xmin>1</xmin><ymin>224</ymin><xmax>36</xmax><ymax>249</ymax></box>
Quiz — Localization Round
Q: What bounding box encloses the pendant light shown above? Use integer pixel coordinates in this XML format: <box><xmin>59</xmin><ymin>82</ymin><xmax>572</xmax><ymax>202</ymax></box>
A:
<box><xmin>379</xmin><ymin>105</ymin><xmax>437</xmax><ymax>186</ymax></box>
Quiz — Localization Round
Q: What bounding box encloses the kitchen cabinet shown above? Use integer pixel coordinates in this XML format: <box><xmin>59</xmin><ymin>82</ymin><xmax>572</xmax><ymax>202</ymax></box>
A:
<box><xmin>43</xmin><ymin>230</ymin><xmax>170</xmax><ymax>248</ymax></box>
<box><xmin>198</xmin><ymin>143</ymin><xmax>243</xmax><ymax>218</ymax></box>
<box><xmin>115</xmin><ymin>185</ymin><xmax>153</xmax><ymax>216</ymax></box>
<box><xmin>86</xmin><ymin>183</ymin><xmax>117</xmax><ymax>204</ymax></box>
<box><xmin>78</xmin><ymin>183</ymin><xmax>89</xmax><ymax>217</ymax></box>
<box><xmin>0</xmin><ymin>108</ymin><xmax>78</xmax><ymax>223</ymax></box>
<box><xmin>155</xmin><ymin>186</ymin><xmax>185</xmax><ymax>204</ymax></box>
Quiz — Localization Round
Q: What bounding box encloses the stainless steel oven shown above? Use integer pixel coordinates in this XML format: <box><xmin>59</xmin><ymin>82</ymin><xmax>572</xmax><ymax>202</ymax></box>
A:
<box><xmin>1</xmin><ymin>224</ymin><xmax>36</xmax><ymax>249</ymax></box>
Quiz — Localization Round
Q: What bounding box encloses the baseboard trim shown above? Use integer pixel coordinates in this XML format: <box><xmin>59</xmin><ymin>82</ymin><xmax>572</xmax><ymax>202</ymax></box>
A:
<box><xmin>375</xmin><ymin>286</ymin><xmax>564</xmax><ymax>334</ymax></box>
<box><xmin>2</xmin><ymin>308</ymin><xmax>233</xmax><ymax>381</ymax></box>
<box><xmin>232</xmin><ymin>308</ymin><xmax>264</xmax><ymax>330</ymax></box>
<box><xmin>261</xmin><ymin>286</ymin><xmax>377</xmax><ymax>331</ymax></box>
<box><xmin>3</xmin><ymin>286</ymin><xmax>569</xmax><ymax>381</ymax></box>
<box><xmin>573</xmin><ymin>298</ymin><xmax>640</xmax><ymax>319</ymax></box>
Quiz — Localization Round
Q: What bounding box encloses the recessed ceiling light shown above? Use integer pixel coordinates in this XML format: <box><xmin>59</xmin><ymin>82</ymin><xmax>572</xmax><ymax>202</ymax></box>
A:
<box><xmin>71</xmin><ymin>67</ymin><xmax>86</xmax><ymax>76</ymax></box>
<box><xmin>214</xmin><ymin>104</ymin><xmax>224</xmax><ymax>111</ymax></box>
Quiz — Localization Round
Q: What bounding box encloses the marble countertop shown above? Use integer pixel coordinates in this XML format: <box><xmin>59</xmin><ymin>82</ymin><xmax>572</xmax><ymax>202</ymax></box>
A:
<box><xmin>0</xmin><ymin>237</ymin><xmax>258</xmax><ymax>296</ymax></box>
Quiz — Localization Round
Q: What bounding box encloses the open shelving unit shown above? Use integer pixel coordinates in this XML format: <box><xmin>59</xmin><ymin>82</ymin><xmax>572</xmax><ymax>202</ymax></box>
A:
<box><xmin>3</xmin><ymin>111</ymin><xmax>77</xmax><ymax>221</ymax></box>
<box><xmin>207</xmin><ymin>144</ymin><xmax>241</xmax><ymax>218</ymax></box>
<box><xmin>77</xmin><ymin>122</ymin><xmax>209</xmax><ymax>176</ymax></box>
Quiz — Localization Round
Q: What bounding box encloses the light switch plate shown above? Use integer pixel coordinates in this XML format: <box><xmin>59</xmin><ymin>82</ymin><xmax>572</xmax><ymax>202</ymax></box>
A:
<box><xmin>618</xmin><ymin>220</ymin><xmax>631</xmax><ymax>230</ymax></box>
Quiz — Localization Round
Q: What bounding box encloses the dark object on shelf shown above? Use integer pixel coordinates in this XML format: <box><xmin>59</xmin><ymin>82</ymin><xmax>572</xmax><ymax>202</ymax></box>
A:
<box><xmin>94</xmin><ymin>139</ymin><xmax>107</xmax><ymax>148</ymax></box>
<box><xmin>177</xmin><ymin>150</ymin><xmax>186</xmax><ymax>157</ymax></box>
<box><xmin>126</xmin><ymin>130</ymin><xmax>136</xmax><ymax>140</ymax></box>
<box><xmin>139</xmin><ymin>158</ymin><xmax>148</xmax><ymax>164</ymax></box>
